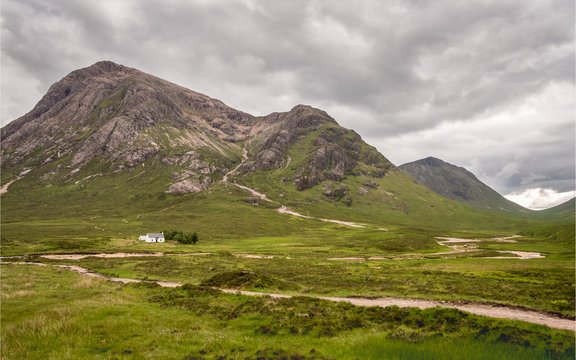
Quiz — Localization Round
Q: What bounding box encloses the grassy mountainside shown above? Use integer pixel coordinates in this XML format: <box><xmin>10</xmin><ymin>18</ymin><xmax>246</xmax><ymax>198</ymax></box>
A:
<box><xmin>399</xmin><ymin>157</ymin><xmax>532</xmax><ymax>215</ymax></box>
<box><xmin>531</xmin><ymin>198</ymin><xmax>575</xmax><ymax>222</ymax></box>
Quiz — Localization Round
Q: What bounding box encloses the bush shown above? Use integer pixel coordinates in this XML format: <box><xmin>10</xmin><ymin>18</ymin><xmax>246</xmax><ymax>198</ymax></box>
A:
<box><xmin>162</xmin><ymin>230</ymin><xmax>198</xmax><ymax>244</ymax></box>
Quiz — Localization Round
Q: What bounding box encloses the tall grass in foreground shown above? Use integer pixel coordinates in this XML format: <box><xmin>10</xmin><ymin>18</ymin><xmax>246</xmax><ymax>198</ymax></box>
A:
<box><xmin>2</xmin><ymin>262</ymin><xmax>574</xmax><ymax>359</ymax></box>
<box><xmin>348</xmin><ymin>336</ymin><xmax>558</xmax><ymax>360</ymax></box>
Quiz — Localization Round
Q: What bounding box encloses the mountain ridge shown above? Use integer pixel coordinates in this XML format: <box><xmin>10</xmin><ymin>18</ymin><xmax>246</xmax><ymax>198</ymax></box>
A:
<box><xmin>399</xmin><ymin>156</ymin><xmax>531</xmax><ymax>215</ymax></box>
<box><xmin>531</xmin><ymin>197</ymin><xmax>575</xmax><ymax>221</ymax></box>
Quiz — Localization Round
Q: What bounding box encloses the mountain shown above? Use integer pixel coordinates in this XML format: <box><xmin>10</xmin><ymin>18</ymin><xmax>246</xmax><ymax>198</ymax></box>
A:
<box><xmin>1</xmin><ymin>62</ymin><xmax>532</xmax><ymax>252</ymax></box>
<box><xmin>1</xmin><ymin>61</ymin><xmax>392</xmax><ymax>195</ymax></box>
<box><xmin>1</xmin><ymin>61</ymin><xmax>253</xmax><ymax>193</ymax></box>
<box><xmin>399</xmin><ymin>157</ymin><xmax>531</xmax><ymax>215</ymax></box>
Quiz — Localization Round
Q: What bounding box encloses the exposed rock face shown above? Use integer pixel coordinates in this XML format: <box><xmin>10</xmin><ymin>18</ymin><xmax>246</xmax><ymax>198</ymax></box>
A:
<box><xmin>322</xmin><ymin>184</ymin><xmax>349</xmax><ymax>199</ymax></box>
<box><xmin>166</xmin><ymin>178</ymin><xmax>212</xmax><ymax>194</ymax></box>
<box><xmin>1</xmin><ymin>61</ymin><xmax>253</xmax><ymax>172</ymax></box>
<box><xmin>238</xmin><ymin>105</ymin><xmax>337</xmax><ymax>173</ymax></box>
<box><xmin>293</xmin><ymin>126</ymin><xmax>391</xmax><ymax>190</ymax></box>
<box><xmin>1</xmin><ymin>61</ymin><xmax>395</xmax><ymax>195</ymax></box>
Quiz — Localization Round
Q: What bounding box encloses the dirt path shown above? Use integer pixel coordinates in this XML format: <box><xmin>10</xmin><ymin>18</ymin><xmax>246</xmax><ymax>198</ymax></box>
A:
<box><xmin>0</xmin><ymin>179</ymin><xmax>17</xmax><ymax>194</ymax></box>
<box><xmin>222</xmin><ymin>146</ymin><xmax>248</xmax><ymax>183</ymax></box>
<box><xmin>276</xmin><ymin>206</ymin><xmax>366</xmax><ymax>228</ymax></box>
<box><xmin>233</xmin><ymin>183</ymin><xmax>273</xmax><ymax>202</ymax></box>
<box><xmin>1</xmin><ymin>169</ymin><xmax>31</xmax><ymax>194</ymax></box>
<box><xmin>41</xmin><ymin>252</ymin><xmax>165</xmax><ymax>260</ymax></box>
<box><xmin>4</xmin><ymin>262</ymin><xmax>573</xmax><ymax>331</ymax></box>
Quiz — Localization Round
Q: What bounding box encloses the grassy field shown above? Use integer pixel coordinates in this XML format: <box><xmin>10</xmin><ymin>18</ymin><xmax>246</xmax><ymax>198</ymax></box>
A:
<box><xmin>25</xmin><ymin>239</ymin><xmax>573</xmax><ymax>317</ymax></box>
<box><xmin>2</xmin><ymin>264</ymin><xmax>574</xmax><ymax>360</ymax></box>
<box><xmin>2</xmin><ymin>162</ymin><xmax>574</xmax><ymax>359</ymax></box>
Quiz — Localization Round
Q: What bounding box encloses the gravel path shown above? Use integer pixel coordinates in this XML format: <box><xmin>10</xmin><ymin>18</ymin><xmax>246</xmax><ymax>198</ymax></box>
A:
<box><xmin>4</xmin><ymin>262</ymin><xmax>573</xmax><ymax>331</ymax></box>
<box><xmin>0</xmin><ymin>179</ymin><xmax>17</xmax><ymax>194</ymax></box>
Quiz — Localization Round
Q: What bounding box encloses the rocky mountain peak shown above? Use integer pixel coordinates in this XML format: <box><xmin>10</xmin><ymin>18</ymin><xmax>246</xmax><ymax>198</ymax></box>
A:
<box><xmin>1</xmin><ymin>61</ymin><xmax>256</xmax><ymax>169</ymax></box>
<box><xmin>1</xmin><ymin>62</ymin><xmax>393</xmax><ymax>198</ymax></box>
<box><xmin>64</xmin><ymin>60</ymin><xmax>136</xmax><ymax>82</ymax></box>
<box><xmin>420</xmin><ymin>157</ymin><xmax>446</xmax><ymax>167</ymax></box>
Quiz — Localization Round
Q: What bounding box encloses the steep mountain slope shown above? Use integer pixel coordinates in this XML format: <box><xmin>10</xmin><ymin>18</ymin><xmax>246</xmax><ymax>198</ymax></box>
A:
<box><xmin>1</xmin><ymin>61</ymin><xmax>535</xmax><ymax>254</ymax></box>
<box><xmin>1</xmin><ymin>61</ymin><xmax>256</xmax><ymax>193</ymax></box>
<box><xmin>399</xmin><ymin>157</ymin><xmax>531</xmax><ymax>215</ymax></box>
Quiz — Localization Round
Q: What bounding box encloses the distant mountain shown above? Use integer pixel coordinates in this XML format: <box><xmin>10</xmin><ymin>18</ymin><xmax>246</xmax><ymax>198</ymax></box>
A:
<box><xmin>399</xmin><ymin>157</ymin><xmax>531</xmax><ymax>214</ymax></box>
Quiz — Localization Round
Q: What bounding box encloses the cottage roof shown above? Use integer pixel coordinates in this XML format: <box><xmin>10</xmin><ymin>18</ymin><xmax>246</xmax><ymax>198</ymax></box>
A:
<box><xmin>147</xmin><ymin>233</ymin><xmax>164</xmax><ymax>237</ymax></box>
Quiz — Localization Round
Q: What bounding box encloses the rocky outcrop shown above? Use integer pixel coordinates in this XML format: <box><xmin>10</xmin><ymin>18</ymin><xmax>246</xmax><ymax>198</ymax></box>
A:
<box><xmin>322</xmin><ymin>183</ymin><xmax>353</xmax><ymax>206</ymax></box>
<box><xmin>293</xmin><ymin>126</ymin><xmax>391</xmax><ymax>190</ymax></box>
<box><xmin>166</xmin><ymin>178</ymin><xmax>212</xmax><ymax>194</ymax></box>
<box><xmin>238</xmin><ymin>105</ymin><xmax>337</xmax><ymax>174</ymax></box>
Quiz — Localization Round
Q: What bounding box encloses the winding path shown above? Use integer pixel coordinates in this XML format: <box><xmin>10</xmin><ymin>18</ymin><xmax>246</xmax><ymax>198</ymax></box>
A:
<box><xmin>4</xmin><ymin>262</ymin><xmax>573</xmax><ymax>331</ymax></box>
<box><xmin>0</xmin><ymin>179</ymin><xmax>17</xmax><ymax>194</ymax></box>
<box><xmin>221</xmin><ymin>143</ymin><xmax>367</xmax><ymax>228</ymax></box>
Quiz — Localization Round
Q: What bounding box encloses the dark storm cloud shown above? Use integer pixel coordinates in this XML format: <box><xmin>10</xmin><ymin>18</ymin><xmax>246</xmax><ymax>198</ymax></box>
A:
<box><xmin>1</xmin><ymin>0</ymin><xmax>574</xmax><ymax>201</ymax></box>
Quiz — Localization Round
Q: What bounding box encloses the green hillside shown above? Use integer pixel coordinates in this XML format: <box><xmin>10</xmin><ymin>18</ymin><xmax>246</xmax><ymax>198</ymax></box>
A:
<box><xmin>531</xmin><ymin>198</ymin><xmax>575</xmax><ymax>222</ymax></box>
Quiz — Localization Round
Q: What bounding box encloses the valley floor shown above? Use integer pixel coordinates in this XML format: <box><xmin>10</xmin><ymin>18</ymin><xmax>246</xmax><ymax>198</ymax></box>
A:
<box><xmin>2</xmin><ymin>263</ymin><xmax>574</xmax><ymax>360</ymax></box>
<box><xmin>4</xmin><ymin>260</ymin><xmax>573</xmax><ymax>331</ymax></box>
<box><xmin>2</xmin><ymin>179</ymin><xmax>574</xmax><ymax>358</ymax></box>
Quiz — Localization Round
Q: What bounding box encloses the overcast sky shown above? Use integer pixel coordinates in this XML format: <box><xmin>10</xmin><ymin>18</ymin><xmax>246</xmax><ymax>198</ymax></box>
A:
<box><xmin>1</xmin><ymin>0</ymin><xmax>574</xmax><ymax>209</ymax></box>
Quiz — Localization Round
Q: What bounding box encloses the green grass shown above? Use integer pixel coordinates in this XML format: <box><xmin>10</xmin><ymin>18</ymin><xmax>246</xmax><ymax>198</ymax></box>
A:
<box><xmin>40</xmin><ymin>248</ymin><xmax>571</xmax><ymax>316</ymax></box>
<box><xmin>2</xmin><ymin>265</ymin><xmax>573</xmax><ymax>359</ymax></box>
<box><xmin>2</xmin><ymin>137</ymin><xmax>574</xmax><ymax>358</ymax></box>
<box><xmin>3</xmin><ymin>169</ymin><xmax>573</xmax><ymax>316</ymax></box>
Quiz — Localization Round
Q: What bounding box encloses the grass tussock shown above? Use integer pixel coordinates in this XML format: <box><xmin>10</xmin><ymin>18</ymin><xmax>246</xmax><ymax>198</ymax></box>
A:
<box><xmin>1</xmin><ymin>289</ymin><xmax>38</xmax><ymax>299</ymax></box>
<box><xmin>201</xmin><ymin>270</ymin><xmax>299</xmax><ymax>291</ymax></box>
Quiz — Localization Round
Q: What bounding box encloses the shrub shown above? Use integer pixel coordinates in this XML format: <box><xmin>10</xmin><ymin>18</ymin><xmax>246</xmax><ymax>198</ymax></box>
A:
<box><xmin>162</xmin><ymin>229</ymin><xmax>198</xmax><ymax>244</ymax></box>
<box><xmin>173</xmin><ymin>233</ymin><xmax>184</xmax><ymax>243</ymax></box>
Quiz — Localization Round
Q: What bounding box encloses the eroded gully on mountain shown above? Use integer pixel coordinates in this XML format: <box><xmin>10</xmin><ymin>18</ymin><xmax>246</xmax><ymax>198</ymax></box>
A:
<box><xmin>221</xmin><ymin>141</ymin><xmax>368</xmax><ymax>228</ymax></box>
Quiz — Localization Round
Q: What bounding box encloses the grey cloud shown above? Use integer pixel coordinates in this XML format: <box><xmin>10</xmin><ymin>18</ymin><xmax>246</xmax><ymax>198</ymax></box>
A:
<box><xmin>1</xmin><ymin>0</ymin><xmax>574</xmax><ymax>196</ymax></box>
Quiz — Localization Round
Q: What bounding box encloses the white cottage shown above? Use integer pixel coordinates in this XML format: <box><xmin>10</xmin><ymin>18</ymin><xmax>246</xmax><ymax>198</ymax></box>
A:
<box><xmin>139</xmin><ymin>233</ymin><xmax>165</xmax><ymax>243</ymax></box>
